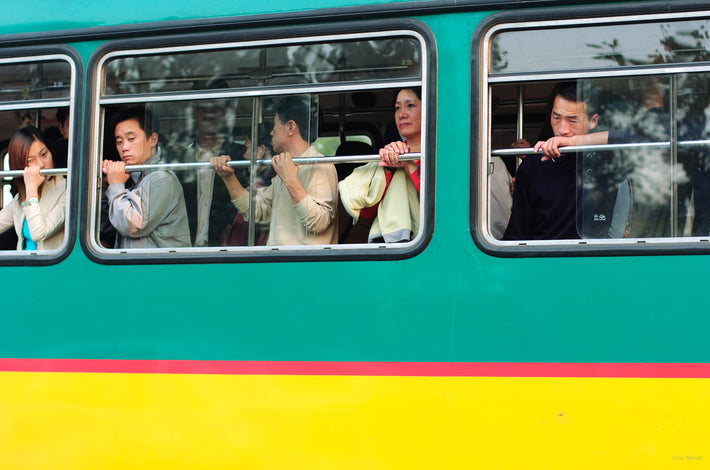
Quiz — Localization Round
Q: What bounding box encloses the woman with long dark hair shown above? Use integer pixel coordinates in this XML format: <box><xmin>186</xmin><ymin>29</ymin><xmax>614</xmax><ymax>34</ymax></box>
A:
<box><xmin>0</xmin><ymin>126</ymin><xmax>66</xmax><ymax>250</ymax></box>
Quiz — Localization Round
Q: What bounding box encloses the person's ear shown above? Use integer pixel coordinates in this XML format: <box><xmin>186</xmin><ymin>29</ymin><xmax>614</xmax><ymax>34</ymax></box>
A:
<box><xmin>588</xmin><ymin>113</ymin><xmax>599</xmax><ymax>131</ymax></box>
<box><xmin>149</xmin><ymin>132</ymin><xmax>159</xmax><ymax>148</ymax></box>
<box><xmin>287</xmin><ymin>120</ymin><xmax>296</xmax><ymax>137</ymax></box>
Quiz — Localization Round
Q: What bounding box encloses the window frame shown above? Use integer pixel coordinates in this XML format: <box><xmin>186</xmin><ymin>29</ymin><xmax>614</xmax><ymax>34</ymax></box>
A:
<box><xmin>472</xmin><ymin>3</ymin><xmax>710</xmax><ymax>257</ymax></box>
<box><xmin>0</xmin><ymin>45</ymin><xmax>81</xmax><ymax>266</ymax></box>
<box><xmin>82</xmin><ymin>19</ymin><xmax>436</xmax><ymax>264</ymax></box>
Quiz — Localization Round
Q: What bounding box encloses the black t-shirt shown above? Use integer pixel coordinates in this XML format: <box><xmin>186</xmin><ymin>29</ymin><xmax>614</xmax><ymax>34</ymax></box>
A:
<box><xmin>503</xmin><ymin>154</ymin><xmax>580</xmax><ymax>240</ymax></box>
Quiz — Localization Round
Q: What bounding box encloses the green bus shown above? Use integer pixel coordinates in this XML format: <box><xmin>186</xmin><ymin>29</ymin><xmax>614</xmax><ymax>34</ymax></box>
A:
<box><xmin>1</xmin><ymin>0</ymin><xmax>708</xmax><ymax>468</ymax></box>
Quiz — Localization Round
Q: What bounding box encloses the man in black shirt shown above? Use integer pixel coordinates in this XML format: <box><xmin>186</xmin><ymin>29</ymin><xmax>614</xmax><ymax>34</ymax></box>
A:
<box><xmin>503</xmin><ymin>82</ymin><xmax>599</xmax><ymax>240</ymax></box>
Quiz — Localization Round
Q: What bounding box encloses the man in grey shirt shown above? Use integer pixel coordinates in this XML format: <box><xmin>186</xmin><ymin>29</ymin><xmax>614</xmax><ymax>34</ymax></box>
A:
<box><xmin>102</xmin><ymin>106</ymin><xmax>191</xmax><ymax>248</ymax></box>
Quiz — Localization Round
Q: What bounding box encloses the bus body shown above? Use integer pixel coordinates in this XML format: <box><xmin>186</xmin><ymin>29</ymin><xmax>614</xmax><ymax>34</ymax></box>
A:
<box><xmin>1</xmin><ymin>0</ymin><xmax>709</xmax><ymax>468</ymax></box>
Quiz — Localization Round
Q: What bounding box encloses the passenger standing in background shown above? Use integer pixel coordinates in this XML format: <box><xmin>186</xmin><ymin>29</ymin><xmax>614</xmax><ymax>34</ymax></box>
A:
<box><xmin>102</xmin><ymin>106</ymin><xmax>191</xmax><ymax>248</ymax></box>
<box><xmin>0</xmin><ymin>126</ymin><xmax>66</xmax><ymax>250</ymax></box>
<box><xmin>210</xmin><ymin>96</ymin><xmax>338</xmax><ymax>245</ymax></box>
<box><xmin>220</xmin><ymin>123</ymin><xmax>275</xmax><ymax>246</ymax></box>
<box><xmin>41</xmin><ymin>108</ymin><xmax>69</xmax><ymax>171</ymax></box>
<box><xmin>169</xmin><ymin>78</ymin><xmax>247</xmax><ymax>247</ymax></box>
<box><xmin>53</xmin><ymin>107</ymin><xmax>69</xmax><ymax>170</ymax></box>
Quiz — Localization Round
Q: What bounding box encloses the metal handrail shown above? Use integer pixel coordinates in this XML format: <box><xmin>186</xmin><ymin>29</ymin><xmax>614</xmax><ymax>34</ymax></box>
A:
<box><xmin>491</xmin><ymin>140</ymin><xmax>710</xmax><ymax>157</ymax></box>
<box><xmin>0</xmin><ymin>168</ymin><xmax>68</xmax><ymax>178</ymax></box>
<box><xmin>121</xmin><ymin>152</ymin><xmax>421</xmax><ymax>173</ymax></box>
<box><xmin>0</xmin><ymin>153</ymin><xmax>422</xmax><ymax>178</ymax></box>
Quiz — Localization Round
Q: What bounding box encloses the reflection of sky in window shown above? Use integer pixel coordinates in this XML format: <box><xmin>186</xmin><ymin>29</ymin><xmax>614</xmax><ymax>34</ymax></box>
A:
<box><xmin>491</xmin><ymin>20</ymin><xmax>710</xmax><ymax>74</ymax></box>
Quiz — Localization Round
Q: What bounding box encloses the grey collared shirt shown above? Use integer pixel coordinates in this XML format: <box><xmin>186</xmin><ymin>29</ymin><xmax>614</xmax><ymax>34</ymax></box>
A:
<box><xmin>106</xmin><ymin>152</ymin><xmax>192</xmax><ymax>249</ymax></box>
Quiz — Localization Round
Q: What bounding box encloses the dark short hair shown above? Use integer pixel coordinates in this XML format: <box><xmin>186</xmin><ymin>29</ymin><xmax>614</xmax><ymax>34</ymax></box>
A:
<box><xmin>550</xmin><ymin>81</ymin><xmax>597</xmax><ymax>116</ymax></box>
<box><xmin>191</xmin><ymin>76</ymin><xmax>231</xmax><ymax>110</ymax></box>
<box><xmin>257</xmin><ymin>121</ymin><xmax>272</xmax><ymax>148</ymax></box>
<box><xmin>112</xmin><ymin>105</ymin><xmax>154</xmax><ymax>135</ymax></box>
<box><xmin>273</xmin><ymin>95</ymin><xmax>317</xmax><ymax>140</ymax></box>
<box><xmin>552</xmin><ymin>81</ymin><xmax>578</xmax><ymax>103</ymax></box>
<box><xmin>193</xmin><ymin>76</ymin><xmax>230</xmax><ymax>91</ymax></box>
<box><xmin>56</xmin><ymin>107</ymin><xmax>69</xmax><ymax>125</ymax></box>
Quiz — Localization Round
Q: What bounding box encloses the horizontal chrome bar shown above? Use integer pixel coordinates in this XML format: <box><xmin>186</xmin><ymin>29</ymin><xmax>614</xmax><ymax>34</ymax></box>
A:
<box><xmin>0</xmin><ymin>168</ymin><xmax>68</xmax><ymax>178</ymax></box>
<box><xmin>491</xmin><ymin>140</ymin><xmax>710</xmax><ymax>157</ymax></box>
<box><xmin>99</xmin><ymin>80</ymin><xmax>423</xmax><ymax>105</ymax></box>
<box><xmin>124</xmin><ymin>153</ymin><xmax>422</xmax><ymax>172</ymax></box>
<box><xmin>0</xmin><ymin>99</ymin><xmax>71</xmax><ymax>112</ymax></box>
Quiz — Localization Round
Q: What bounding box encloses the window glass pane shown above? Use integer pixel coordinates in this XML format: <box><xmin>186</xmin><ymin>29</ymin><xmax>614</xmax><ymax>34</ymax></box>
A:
<box><xmin>578</xmin><ymin>77</ymin><xmax>673</xmax><ymax>239</ymax></box>
<box><xmin>578</xmin><ymin>75</ymin><xmax>710</xmax><ymax>239</ymax></box>
<box><xmin>491</xmin><ymin>75</ymin><xmax>710</xmax><ymax>242</ymax></box>
<box><xmin>0</xmin><ymin>60</ymin><xmax>71</xmax><ymax>101</ymax></box>
<box><xmin>103</xmin><ymin>37</ymin><xmax>421</xmax><ymax>96</ymax></box>
<box><xmin>678</xmin><ymin>72</ymin><xmax>710</xmax><ymax>237</ymax></box>
<box><xmin>95</xmin><ymin>31</ymin><xmax>426</xmax><ymax>257</ymax></box>
<box><xmin>491</xmin><ymin>18</ymin><xmax>710</xmax><ymax>75</ymax></box>
<box><xmin>162</xmin><ymin>98</ymin><xmax>256</xmax><ymax>248</ymax></box>
<box><xmin>0</xmin><ymin>106</ymin><xmax>70</xmax><ymax>251</ymax></box>
<box><xmin>99</xmin><ymin>94</ymin><xmax>328</xmax><ymax>248</ymax></box>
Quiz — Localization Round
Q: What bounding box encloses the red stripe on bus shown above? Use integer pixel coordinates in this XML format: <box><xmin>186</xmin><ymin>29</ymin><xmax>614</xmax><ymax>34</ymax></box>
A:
<box><xmin>0</xmin><ymin>359</ymin><xmax>709</xmax><ymax>378</ymax></box>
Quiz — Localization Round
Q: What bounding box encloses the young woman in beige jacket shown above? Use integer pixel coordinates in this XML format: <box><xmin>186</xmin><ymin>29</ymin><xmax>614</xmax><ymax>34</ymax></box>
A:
<box><xmin>0</xmin><ymin>126</ymin><xmax>66</xmax><ymax>251</ymax></box>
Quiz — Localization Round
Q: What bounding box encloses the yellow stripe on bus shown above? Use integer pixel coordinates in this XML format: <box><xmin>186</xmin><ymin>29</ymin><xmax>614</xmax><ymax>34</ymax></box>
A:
<box><xmin>1</xmin><ymin>372</ymin><xmax>708</xmax><ymax>469</ymax></box>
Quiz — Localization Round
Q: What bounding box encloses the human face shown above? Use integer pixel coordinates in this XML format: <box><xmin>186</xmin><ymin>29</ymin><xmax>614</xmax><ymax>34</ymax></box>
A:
<box><xmin>270</xmin><ymin>113</ymin><xmax>289</xmax><ymax>153</ymax></box>
<box><xmin>550</xmin><ymin>95</ymin><xmax>599</xmax><ymax>138</ymax></box>
<box><xmin>27</xmin><ymin>140</ymin><xmax>53</xmax><ymax>170</ymax></box>
<box><xmin>58</xmin><ymin>117</ymin><xmax>70</xmax><ymax>140</ymax></box>
<box><xmin>115</xmin><ymin>118</ymin><xmax>156</xmax><ymax>165</ymax></box>
<box><xmin>243</xmin><ymin>136</ymin><xmax>252</xmax><ymax>159</ymax></box>
<box><xmin>193</xmin><ymin>100</ymin><xmax>226</xmax><ymax>136</ymax></box>
<box><xmin>394</xmin><ymin>89</ymin><xmax>422</xmax><ymax>141</ymax></box>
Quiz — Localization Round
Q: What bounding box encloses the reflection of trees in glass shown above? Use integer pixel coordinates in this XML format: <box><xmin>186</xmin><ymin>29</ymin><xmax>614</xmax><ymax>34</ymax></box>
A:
<box><xmin>587</xmin><ymin>39</ymin><xmax>634</xmax><ymax>67</ymax></box>
<box><xmin>490</xmin><ymin>37</ymin><xmax>508</xmax><ymax>72</ymax></box>
<box><xmin>0</xmin><ymin>62</ymin><xmax>71</xmax><ymax>101</ymax></box>
<box><xmin>104</xmin><ymin>38</ymin><xmax>421</xmax><ymax>95</ymax></box>
<box><xmin>581</xmin><ymin>77</ymin><xmax>690</xmax><ymax>237</ymax></box>
<box><xmin>588</xmin><ymin>23</ymin><xmax>710</xmax><ymax>67</ymax></box>
<box><xmin>585</xmin><ymin>26</ymin><xmax>710</xmax><ymax>229</ymax></box>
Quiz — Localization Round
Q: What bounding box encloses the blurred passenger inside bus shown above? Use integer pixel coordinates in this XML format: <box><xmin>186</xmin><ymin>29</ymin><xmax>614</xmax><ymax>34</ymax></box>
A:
<box><xmin>220</xmin><ymin>122</ymin><xmax>275</xmax><ymax>246</ymax></box>
<box><xmin>503</xmin><ymin>81</ymin><xmax>600</xmax><ymax>240</ymax></box>
<box><xmin>210</xmin><ymin>95</ymin><xmax>338</xmax><ymax>245</ymax></box>
<box><xmin>169</xmin><ymin>78</ymin><xmax>247</xmax><ymax>247</ymax></box>
<box><xmin>0</xmin><ymin>126</ymin><xmax>66</xmax><ymax>250</ymax></box>
<box><xmin>43</xmin><ymin>107</ymin><xmax>69</xmax><ymax>171</ymax></box>
<box><xmin>102</xmin><ymin>105</ymin><xmax>191</xmax><ymax>248</ymax></box>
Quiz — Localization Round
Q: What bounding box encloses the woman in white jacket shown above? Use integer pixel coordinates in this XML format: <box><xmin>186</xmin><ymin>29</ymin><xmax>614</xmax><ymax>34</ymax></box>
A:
<box><xmin>0</xmin><ymin>126</ymin><xmax>66</xmax><ymax>251</ymax></box>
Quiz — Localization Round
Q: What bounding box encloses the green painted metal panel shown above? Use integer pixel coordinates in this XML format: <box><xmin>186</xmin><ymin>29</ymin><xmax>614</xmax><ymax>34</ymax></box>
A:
<box><xmin>0</xmin><ymin>1</ymin><xmax>707</xmax><ymax>367</ymax></box>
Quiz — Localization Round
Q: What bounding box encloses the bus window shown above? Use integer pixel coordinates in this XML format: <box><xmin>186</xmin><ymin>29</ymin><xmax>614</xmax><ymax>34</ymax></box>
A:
<box><xmin>0</xmin><ymin>54</ymin><xmax>76</xmax><ymax>263</ymax></box>
<box><xmin>88</xmin><ymin>28</ymin><xmax>432</xmax><ymax>262</ymax></box>
<box><xmin>479</xmin><ymin>13</ymin><xmax>710</xmax><ymax>254</ymax></box>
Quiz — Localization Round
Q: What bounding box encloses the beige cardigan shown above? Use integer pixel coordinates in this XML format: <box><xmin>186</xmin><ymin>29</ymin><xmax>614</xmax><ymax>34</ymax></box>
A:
<box><xmin>338</xmin><ymin>162</ymin><xmax>419</xmax><ymax>243</ymax></box>
<box><xmin>0</xmin><ymin>176</ymin><xmax>67</xmax><ymax>251</ymax></box>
